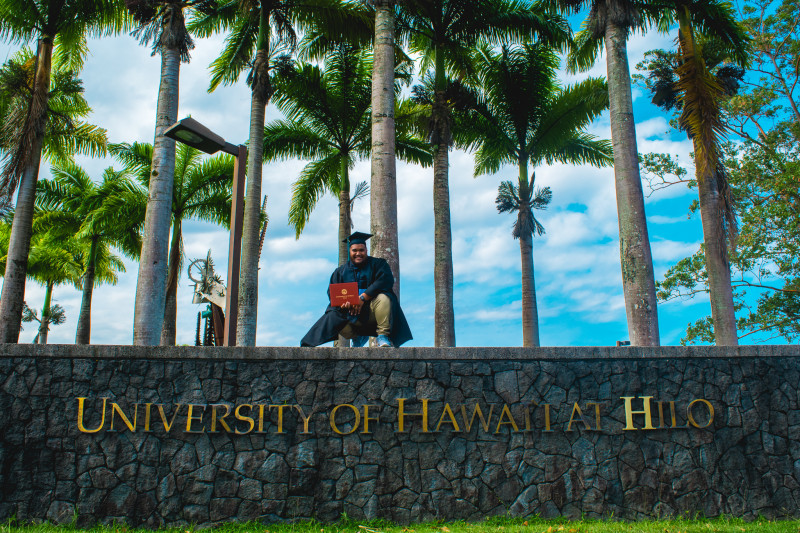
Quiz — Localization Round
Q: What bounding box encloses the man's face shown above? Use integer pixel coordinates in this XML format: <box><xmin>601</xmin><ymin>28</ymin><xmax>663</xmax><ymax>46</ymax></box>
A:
<box><xmin>350</xmin><ymin>243</ymin><xmax>367</xmax><ymax>265</ymax></box>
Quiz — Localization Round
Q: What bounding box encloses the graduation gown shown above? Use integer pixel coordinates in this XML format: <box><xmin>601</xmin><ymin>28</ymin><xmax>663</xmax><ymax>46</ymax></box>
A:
<box><xmin>301</xmin><ymin>256</ymin><xmax>413</xmax><ymax>347</ymax></box>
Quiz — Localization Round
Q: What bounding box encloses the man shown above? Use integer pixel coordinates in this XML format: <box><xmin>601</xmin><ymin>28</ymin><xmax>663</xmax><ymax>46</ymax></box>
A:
<box><xmin>301</xmin><ymin>232</ymin><xmax>412</xmax><ymax>347</ymax></box>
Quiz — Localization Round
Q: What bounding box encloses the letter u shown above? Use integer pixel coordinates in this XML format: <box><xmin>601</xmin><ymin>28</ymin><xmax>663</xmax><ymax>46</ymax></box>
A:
<box><xmin>77</xmin><ymin>397</ymin><xmax>107</xmax><ymax>433</ymax></box>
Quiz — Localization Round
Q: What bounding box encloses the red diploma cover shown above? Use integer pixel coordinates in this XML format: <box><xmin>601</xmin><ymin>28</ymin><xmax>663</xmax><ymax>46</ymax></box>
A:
<box><xmin>329</xmin><ymin>282</ymin><xmax>360</xmax><ymax>306</ymax></box>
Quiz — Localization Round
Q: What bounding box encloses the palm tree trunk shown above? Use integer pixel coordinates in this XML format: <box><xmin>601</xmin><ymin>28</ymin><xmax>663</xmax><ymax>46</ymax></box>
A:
<box><xmin>370</xmin><ymin>0</ymin><xmax>400</xmax><ymax>297</ymax></box>
<box><xmin>75</xmin><ymin>236</ymin><xmax>98</xmax><ymax>344</ymax></box>
<box><xmin>677</xmin><ymin>14</ymin><xmax>738</xmax><ymax>345</ymax></box>
<box><xmin>338</xmin><ymin>160</ymin><xmax>351</xmax><ymax>266</ymax></box>
<box><xmin>236</xmin><ymin>9</ymin><xmax>270</xmax><ymax>346</ymax></box>
<box><xmin>160</xmin><ymin>218</ymin><xmax>181</xmax><ymax>345</ymax></box>
<box><xmin>604</xmin><ymin>19</ymin><xmax>660</xmax><ymax>347</ymax></box>
<box><xmin>337</xmin><ymin>160</ymin><xmax>351</xmax><ymax>348</ymax></box>
<box><xmin>0</xmin><ymin>38</ymin><xmax>52</xmax><ymax>343</ymax></box>
<box><xmin>133</xmin><ymin>45</ymin><xmax>180</xmax><ymax>345</ymax></box>
<box><xmin>694</xmin><ymin>140</ymin><xmax>738</xmax><ymax>345</ymax></box>
<box><xmin>518</xmin><ymin>160</ymin><xmax>539</xmax><ymax>347</ymax></box>
<box><xmin>433</xmin><ymin>44</ymin><xmax>455</xmax><ymax>347</ymax></box>
<box><xmin>38</xmin><ymin>280</ymin><xmax>54</xmax><ymax>345</ymax></box>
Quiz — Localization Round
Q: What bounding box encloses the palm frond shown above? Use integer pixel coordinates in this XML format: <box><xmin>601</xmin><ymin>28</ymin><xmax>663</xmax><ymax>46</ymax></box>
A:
<box><xmin>288</xmin><ymin>155</ymin><xmax>341</xmax><ymax>238</ymax></box>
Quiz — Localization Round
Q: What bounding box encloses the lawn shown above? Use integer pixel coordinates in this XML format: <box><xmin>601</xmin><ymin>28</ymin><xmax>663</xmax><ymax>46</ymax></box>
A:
<box><xmin>4</xmin><ymin>517</ymin><xmax>800</xmax><ymax>533</ymax></box>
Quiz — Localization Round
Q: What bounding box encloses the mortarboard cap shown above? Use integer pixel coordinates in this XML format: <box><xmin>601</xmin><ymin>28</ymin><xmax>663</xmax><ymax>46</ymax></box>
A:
<box><xmin>343</xmin><ymin>231</ymin><xmax>373</xmax><ymax>246</ymax></box>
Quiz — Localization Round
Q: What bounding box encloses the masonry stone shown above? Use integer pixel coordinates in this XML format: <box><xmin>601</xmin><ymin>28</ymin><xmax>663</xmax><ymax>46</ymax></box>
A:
<box><xmin>1</xmin><ymin>345</ymin><xmax>800</xmax><ymax>525</ymax></box>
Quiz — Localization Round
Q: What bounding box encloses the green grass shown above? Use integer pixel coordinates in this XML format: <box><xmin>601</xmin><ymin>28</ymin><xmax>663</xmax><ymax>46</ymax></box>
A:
<box><xmin>4</xmin><ymin>516</ymin><xmax>800</xmax><ymax>533</ymax></box>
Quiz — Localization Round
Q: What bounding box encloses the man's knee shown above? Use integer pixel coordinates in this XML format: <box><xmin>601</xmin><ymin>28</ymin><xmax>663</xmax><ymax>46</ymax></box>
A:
<box><xmin>371</xmin><ymin>293</ymin><xmax>391</xmax><ymax>316</ymax></box>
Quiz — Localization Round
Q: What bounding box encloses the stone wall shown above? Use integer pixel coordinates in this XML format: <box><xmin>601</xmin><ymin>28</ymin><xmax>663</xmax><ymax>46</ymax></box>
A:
<box><xmin>1</xmin><ymin>344</ymin><xmax>799</xmax><ymax>527</ymax></box>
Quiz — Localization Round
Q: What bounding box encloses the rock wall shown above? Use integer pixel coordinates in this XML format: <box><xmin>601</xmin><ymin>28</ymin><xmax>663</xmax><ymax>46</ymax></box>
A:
<box><xmin>1</xmin><ymin>345</ymin><xmax>799</xmax><ymax>527</ymax></box>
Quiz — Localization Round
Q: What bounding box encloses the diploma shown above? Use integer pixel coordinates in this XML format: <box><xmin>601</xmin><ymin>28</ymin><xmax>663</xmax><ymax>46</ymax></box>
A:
<box><xmin>329</xmin><ymin>282</ymin><xmax>360</xmax><ymax>306</ymax></box>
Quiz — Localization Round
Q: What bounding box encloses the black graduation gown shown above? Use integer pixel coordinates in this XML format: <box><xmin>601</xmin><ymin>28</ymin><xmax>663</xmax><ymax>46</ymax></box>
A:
<box><xmin>300</xmin><ymin>256</ymin><xmax>413</xmax><ymax>347</ymax></box>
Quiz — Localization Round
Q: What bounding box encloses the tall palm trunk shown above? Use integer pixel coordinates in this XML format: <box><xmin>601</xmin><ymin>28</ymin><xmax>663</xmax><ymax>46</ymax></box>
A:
<box><xmin>133</xmin><ymin>45</ymin><xmax>180</xmax><ymax>345</ymax></box>
<box><xmin>160</xmin><ymin>219</ymin><xmax>181</xmax><ymax>345</ymax></box>
<box><xmin>0</xmin><ymin>38</ymin><xmax>52</xmax><ymax>343</ymax></box>
<box><xmin>370</xmin><ymin>0</ymin><xmax>400</xmax><ymax>297</ymax></box>
<box><xmin>75</xmin><ymin>236</ymin><xmax>98</xmax><ymax>344</ymax></box>
<box><xmin>695</xmin><ymin>146</ymin><xmax>738</xmax><ymax>345</ymax></box>
<box><xmin>677</xmin><ymin>13</ymin><xmax>738</xmax><ymax>345</ymax></box>
<box><xmin>604</xmin><ymin>18</ymin><xmax>660</xmax><ymax>346</ymax></box>
<box><xmin>236</xmin><ymin>9</ymin><xmax>270</xmax><ymax>346</ymax></box>
<box><xmin>432</xmin><ymin>44</ymin><xmax>455</xmax><ymax>347</ymax></box>
<box><xmin>337</xmin><ymin>160</ymin><xmax>351</xmax><ymax>266</ymax></box>
<box><xmin>518</xmin><ymin>160</ymin><xmax>540</xmax><ymax>347</ymax></box>
<box><xmin>337</xmin><ymin>161</ymin><xmax>351</xmax><ymax>348</ymax></box>
<box><xmin>37</xmin><ymin>280</ymin><xmax>54</xmax><ymax>345</ymax></box>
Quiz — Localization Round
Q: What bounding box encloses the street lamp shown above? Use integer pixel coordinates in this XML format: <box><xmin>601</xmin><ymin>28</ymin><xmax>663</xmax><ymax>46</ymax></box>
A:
<box><xmin>165</xmin><ymin>117</ymin><xmax>246</xmax><ymax>347</ymax></box>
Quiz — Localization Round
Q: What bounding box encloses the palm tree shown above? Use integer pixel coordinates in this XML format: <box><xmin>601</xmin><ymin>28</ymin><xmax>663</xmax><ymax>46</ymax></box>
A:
<box><xmin>399</xmin><ymin>0</ymin><xmax>570</xmax><ymax>347</ymax></box>
<box><xmin>127</xmin><ymin>0</ymin><xmax>211</xmax><ymax>345</ymax></box>
<box><xmin>644</xmin><ymin>1</ymin><xmax>750</xmax><ymax>345</ymax></box>
<box><xmin>0</xmin><ymin>222</ymin><xmax>81</xmax><ymax>344</ymax></box>
<box><xmin>0</xmin><ymin>0</ymin><xmax>121</xmax><ymax>342</ymax></box>
<box><xmin>563</xmin><ymin>0</ymin><xmax>665</xmax><ymax>346</ymax></box>
<box><xmin>112</xmin><ymin>141</ymin><xmax>233</xmax><ymax>345</ymax></box>
<box><xmin>265</xmin><ymin>45</ymin><xmax>430</xmax><ymax>265</ymax></box>
<box><xmin>351</xmin><ymin>0</ymin><xmax>399</xmax><ymax>303</ymax></box>
<box><xmin>189</xmin><ymin>0</ymin><xmax>366</xmax><ymax>346</ymax></box>
<box><xmin>461</xmin><ymin>44</ymin><xmax>613</xmax><ymax>347</ymax></box>
<box><xmin>36</xmin><ymin>162</ymin><xmax>144</xmax><ymax>344</ymax></box>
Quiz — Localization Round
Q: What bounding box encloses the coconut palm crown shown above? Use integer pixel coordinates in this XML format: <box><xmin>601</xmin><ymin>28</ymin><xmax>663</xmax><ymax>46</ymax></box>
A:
<box><xmin>460</xmin><ymin>44</ymin><xmax>613</xmax><ymax>347</ymax></box>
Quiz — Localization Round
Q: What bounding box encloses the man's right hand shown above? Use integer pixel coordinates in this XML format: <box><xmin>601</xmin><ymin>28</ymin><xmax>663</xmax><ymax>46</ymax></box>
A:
<box><xmin>341</xmin><ymin>301</ymin><xmax>363</xmax><ymax>316</ymax></box>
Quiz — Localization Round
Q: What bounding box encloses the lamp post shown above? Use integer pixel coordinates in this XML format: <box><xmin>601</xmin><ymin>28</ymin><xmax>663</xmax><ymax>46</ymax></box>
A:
<box><xmin>164</xmin><ymin>117</ymin><xmax>246</xmax><ymax>347</ymax></box>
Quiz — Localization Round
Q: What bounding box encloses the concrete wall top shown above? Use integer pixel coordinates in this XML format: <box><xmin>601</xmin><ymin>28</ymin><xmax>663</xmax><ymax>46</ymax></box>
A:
<box><xmin>1</xmin><ymin>343</ymin><xmax>798</xmax><ymax>361</ymax></box>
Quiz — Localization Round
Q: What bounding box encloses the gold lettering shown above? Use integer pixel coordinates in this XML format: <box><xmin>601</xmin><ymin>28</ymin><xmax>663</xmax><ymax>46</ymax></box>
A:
<box><xmin>330</xmin><ymin>404</ymin><xmax>360</xmax><ymax>435</ymax></box>
<box><xmin>669</xmin><ymin>401</ymin><xmax>678</xmax><ymax>428</ymax></box>
<box><xmin>495</xmin><ymin>404</ymin><xmax>520</xmax><ymax>433</ymax></box>
<box><xmin>524</xmin><ymin>402</ymin><xmax>535</xmax><ymax>431</ymax></box>
<box><xmin>235</xmin><ymin>404</ymin><xmax>255</xmax><ymax>435</ymax></box>
<box><xmin>210</xmin><ymin>404</ymin><xmax>233</xmax><ymax>433</ymax></box>
<box><xmin>157</xmin><ymin>404</ymin><xmax>183</xmax><ymax>432</ymax></box>
<box><xmin>460</xmin><ymin>403</ymin><xmax>493</xmax><ymax>432</ymax></box>
<box><xmin>362</xmin><ymin>405</ymin><xmax>379</xmax><ymax>434</ymax></box>
<box><xmin>397</xmin><ymin>399</ymin><xmax>429</xmax><ymax>433</ymax></box>
<box><xmin>621</xmin><ymin>396</ymin><xmax>655</xmax><ymax>430</ymax></box>
<box><xmin>656</xmin><ymin>400</ymin><xmax>667</xmax><ymax>428</ymax></box>
<box><xmin>186</xmin><ymin>404</ymin><xmax>205</xmax><ymax>433</ymax></box>
<box><xmin>76</xmin><ymin>397</ymin><xmax>107</xmax><ymax>433</ymax></box>
<box><xmin>543</xmin><ymin>403</ymin><xmax>552</xmax><ymax>432</ymax></box>
<box><xmin>257</xmin><ymin>404</ymin><xmax>266</xmax><ymax>433</ymax></box>
<box><xmin>110</xmin><ymin>402</ymin><xmax>137</xmax><ymax>432</ymax></box>
<box><xmin>435</xmin><ymin>403</ymin><xmax>461</xmax><ymax>432</ymax></box>
<box><xmin>294</xmin><ymin>405</ymin><xmax>314</xmax><ymax>434</ymax></box>
<box><xmin>566</xmin><ymin>402</ymin><xmax>590</xmax><ymax>432</ymax></box>
<box><xmin>687</xmin><ymin>399</ymin><xmax>714</xmax><ymax>429</ymax></box>
<box><xmin>144</xmin><ymin>403</ymin><xmax>153</xmax><ymax>432</ymax></box>
<box><xmin>587</xmin><ymin>402</ymin><xmax>602</xmax><ymax>431</ymax></box>
<box><xmin>269</xmin><ymin>404</ymin><xmax>290</xmax><ymax>433</ymax></box>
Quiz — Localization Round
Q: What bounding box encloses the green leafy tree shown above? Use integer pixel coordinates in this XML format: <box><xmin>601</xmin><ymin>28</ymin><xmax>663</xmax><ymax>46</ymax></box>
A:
<box><xmin>399</xmin><ymin>0</ymin><xmax>569</xmax><ymax>347</ymax></box>
<box><xmin>641</xmin><ymin>0</ymin><xmax>798</xmax><ymax>343</ymax></box>
<box><xmin>0</xmin><ymin>0</ymin><xmax>122</xmax><ymax>342</ymax></box>
<box><xmin>460</xmin><ymin>44</ymin><xmax>612</xmax><ymax>347</ymax></box>
<box><xmin>564</xmin><ymin>0</ymin><xmax>664</xmax><ymax>346</ymax></box>
<box><xmin>112</xmin><ymin>141</ymin><xmax>233</xmax><ymax>345</ymax></box>
<box><xmin>265</xmin><ymin>45</ymin><xmax>430</xmax><ymax>265</ymax></box>
<box><xmin>190</xmin><ymin>0</ymin><xmax>366</xmax><ymax>346</ymax></box>
<box><xmin>35</xmin><ymin>162</ymin><xmax>143</xmax><ymax>344</ymax></box>
<box><xmin>638</xmin><ymin>0</ymin><xmax>750</xmax><ymax>346</ymax></box>
<box><xmin>0</xmin><ymin>223</ymin><xmax>81</xmax><ymax>344</ymax></box>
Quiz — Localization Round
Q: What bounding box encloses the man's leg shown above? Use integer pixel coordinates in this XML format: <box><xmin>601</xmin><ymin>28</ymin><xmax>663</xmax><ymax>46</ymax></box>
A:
<box><xmin>339</xmin><ymin>322</ymin><xmax>367</xmax><ymax>347</ymax></box>
<box><xmin>369</xmin><ymin>294</ymin><xmax>392</xmax><ymax>346</ymax></box>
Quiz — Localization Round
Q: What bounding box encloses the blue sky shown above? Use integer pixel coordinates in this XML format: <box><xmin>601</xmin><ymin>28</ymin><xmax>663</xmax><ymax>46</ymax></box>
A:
<box><xmin>1</xmin><ymin>21</ymin><xmax>725</xmax><ymax>347</ymax></box>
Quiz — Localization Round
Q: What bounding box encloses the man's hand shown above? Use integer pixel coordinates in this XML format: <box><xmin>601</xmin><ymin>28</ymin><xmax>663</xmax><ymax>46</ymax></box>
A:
<box><xmin>341</xmin><ymin>301</ymin><xmax>363</xmax><ymax>316</ymax></box>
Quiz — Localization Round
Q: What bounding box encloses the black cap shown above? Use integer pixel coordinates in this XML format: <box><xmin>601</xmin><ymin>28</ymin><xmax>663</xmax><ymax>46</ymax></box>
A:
<box><xmin>343</xmin><ymin>231</ymin><xmax>372</xmax><ymax>246</ymax></box>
